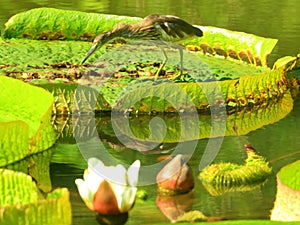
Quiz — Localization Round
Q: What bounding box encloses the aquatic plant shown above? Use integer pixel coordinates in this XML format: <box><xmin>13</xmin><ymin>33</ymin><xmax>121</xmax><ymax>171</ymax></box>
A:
<box><xmin>0</xmin><ymin>8</ymin><xmax>292</xmax><ymax>115</ymax></box>
<box><xmin>271</xmin><ymin>160</ymin><xmax>300</xmax><ymax>221</ymax></box>
<box><xmin>156</xmin><ymin>154</ymin><xmax>194</xmax><ymax>195</ymax></box>
<box><xmin>0</xmin><ymin>169</ymin><xmax>71</xmax><ymax>225</ymax></box>
<box><xmin>75</xmin><ymin>158</ymin><xmax>140</xmax><ymax>214</ymax></box>
<box><xmin>199</xmin><ymin>144</ymin><xmax>272</xmax><ymax>196</ymax></box>
<box><xmin>0</xmin><ymin>76</ymin><xmax>56</xmax><ymax>166</ymax></box>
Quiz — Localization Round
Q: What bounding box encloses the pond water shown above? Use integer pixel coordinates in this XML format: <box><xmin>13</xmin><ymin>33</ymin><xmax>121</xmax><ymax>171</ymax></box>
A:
<box><xmin>50</xmin><ymin>94</ymin><xmax>300</xmax><ymax>224</ymax></box>
<box><xmin>1</xmin><ymin>1</ymin><xmax>300</xmax><ymax>224</ymax></box>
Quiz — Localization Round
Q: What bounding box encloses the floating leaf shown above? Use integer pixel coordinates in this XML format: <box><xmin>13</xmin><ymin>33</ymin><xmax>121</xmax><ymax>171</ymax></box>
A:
<box><xmin>185</xmin><ymin>26</ymin><xmax>278</xmax><ymax>66</ymax></box>
<box><xmin>0</xmin><ymin>169</ymin><xmax>71</xmax><ymax>225</ymax></box>
<box><xmin>1</xmin><ymin>9</ymin><xmax>294</xmax><ymax>114</ymax></box>
<box><xmin>112</xmin><ymin>69</ymin><xmax>287</xmax><ymax>113</ymax></box>
<box><xmin>0</xmin><ymin>76</ymin><xmax>56</xmax><ymax>166</ymax></box>
<box><xmin>37</xmin><ymin>83</ymin><xmax>111</xmax><ymax>114</ymax></box>
<box><xmin>3</xmin><ymin>8</ymin><xmax>277</xmax><ymax>67</ymax></box>
<box><xmin>3</xmin><ymin>8</ymin><xmax>141</xmax><ymax>41</ymax></box>
<box><xmin>273</xmin><ymin>54</ymin><xmax>300</xmax><ymax>71</ymax></box>
<box><xmin>271</xmin><ymin>160</ymin><xmax>300</xmax><ymax>222</ymax></box>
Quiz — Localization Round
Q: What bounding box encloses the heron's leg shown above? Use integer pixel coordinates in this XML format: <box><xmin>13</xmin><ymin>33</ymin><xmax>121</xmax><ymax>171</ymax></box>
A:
<box><xmin>179</xmin><ymin>47</ymin><xmax>183</xmax><ymax>75</ymax></box>
<box><xmin>170</xmin><ymin>48</ymin><xmax>185</xmax><ymax>81</ymax></box>
<box><xmin>155</xmin><ymin>47</ymin><xmax>168</xmax><ymax>79</ymax></box>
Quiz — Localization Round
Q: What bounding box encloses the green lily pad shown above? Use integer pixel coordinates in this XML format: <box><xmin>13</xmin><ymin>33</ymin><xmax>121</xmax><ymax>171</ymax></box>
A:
<box><xmin>271</xmin><ymin>160</ymin><xmax>300</xmax><ymax>221</ymax></box>
<box><xmin>3</xmin><ymin>8</ymin><xmax>277</xmax><ymax>67</ymax></box>
<box><xmin>3</xmin><ymin>8</ymin><xmax>141</xmax><ymax>41</ymax></box>
<box><xmin>0</xmin><ymin>169</ymin><xmax>71</xmax><ymax>225</ymax></box>
<box><xmin>0</xmin><ymin>9</ymin><xmax>293</xmax><ymax>114</ymax></box>
<box><xmin>184</xmin><ymin>25</ymin><xmax>278</xmax><ymax>66</ymax></box>
<box><xmin>0</xmin><ymin>76</ymin><xmax>56</xmax><ymax>166</ymax></box>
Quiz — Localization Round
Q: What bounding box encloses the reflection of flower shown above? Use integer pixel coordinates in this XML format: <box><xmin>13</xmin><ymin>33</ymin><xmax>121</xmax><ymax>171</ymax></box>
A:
<box><xmin>75</xmin><ymin>158</ymin><xmax>140</xmax><ymax>214</ymax></box>
<box><xmin>156</xmin><ymin>192</ymin><xmax>194</xmax><ymax>222</ymax></box>
<box><xmin>156</xmin><ymin>154</ymin><xmax>194</xmax><ymax>195</ymax></box>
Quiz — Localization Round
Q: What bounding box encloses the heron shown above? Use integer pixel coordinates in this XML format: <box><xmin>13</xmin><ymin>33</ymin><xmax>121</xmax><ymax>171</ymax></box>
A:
<box><xmin>81</xmin><ymin>14</ymin><xmax>203</xmax><ymax>79</ymax></box>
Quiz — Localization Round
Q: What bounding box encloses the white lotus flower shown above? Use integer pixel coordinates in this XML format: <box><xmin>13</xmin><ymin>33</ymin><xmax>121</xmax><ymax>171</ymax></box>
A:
<box><xmin>75</xmin><ymin>158</ymin><xmax>140</xmax><ymax>214</ymax></box>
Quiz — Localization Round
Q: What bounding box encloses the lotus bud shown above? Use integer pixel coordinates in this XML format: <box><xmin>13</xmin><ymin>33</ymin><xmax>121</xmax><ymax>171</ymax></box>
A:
<box><xmin>156</xmin><ymin>154</ymin><xmax>194</xmax><ymax>195</ymax></box>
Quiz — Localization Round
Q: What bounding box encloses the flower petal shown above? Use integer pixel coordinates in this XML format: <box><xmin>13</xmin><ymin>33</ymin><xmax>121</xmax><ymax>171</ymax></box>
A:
<box><xmin>110</xmin><ymin>182</ymin><xmax>137</xmax><ymax>213</ymax></box>
<box><xmin>84</xmin><ymin>168</ymin><xmax>103</xmax><ymax>194</ymax></box>
<box><xmin>88</xmin><ymin>157</ymin><xmax>105</xmax><ymax>173</ymax></box>
<box><xmin>93</xmin><ymin>180</ymin><xmax>120</xmax><ymax>214</ymax></box>
<box><xmin>75</xmin><ymin>178</ymin><xmax>95</xmax><ymax>210</ymax></box>
<box><xmin>109</xmin><ymin>164</ymin><xmax>127</xmax><ymax>185</ymax></box>
<box><xmin>127</xmin><ymin>160</ymin><xmax>141</xmax><ymax>186</ymax></box>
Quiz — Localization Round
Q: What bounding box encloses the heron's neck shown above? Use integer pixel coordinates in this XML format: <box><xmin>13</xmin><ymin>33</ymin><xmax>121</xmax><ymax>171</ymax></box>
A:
<box><xmin>106</xmin><ymin>23</ymin><xmax>134</xmax><ymax>41</ymax></box>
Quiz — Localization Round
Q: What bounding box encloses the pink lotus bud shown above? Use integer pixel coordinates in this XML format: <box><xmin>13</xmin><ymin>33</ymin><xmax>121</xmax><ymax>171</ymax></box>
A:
<box><xmin>156</xmin><ymin>154</ymin><xmax>194</xmax><ymax>195</ymax></box>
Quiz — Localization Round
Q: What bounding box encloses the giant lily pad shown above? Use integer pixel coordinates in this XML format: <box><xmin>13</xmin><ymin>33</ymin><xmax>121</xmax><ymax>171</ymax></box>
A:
<box><xmin>3</xmin><ymin>8</ymin><xmax>277</xmax><ymax>67</ymax></box>
<box><xmin>0</xmin><ymin>9</ymin><xmax>293</xmax><ymax>114</ymax></box>
<box><xmin>3</xmin><ymin>8</ymin><xmax>141</xmax><ymax>41</ymax></box>
<box><xmin>0</xmin><ymin>169</ymin><xmax>71</xmax><ymax>225</ymax></box>
<box><xmin>0</xmin><ymin>76</ymin><xmax>56</xmax><ymax>166</ymax></box>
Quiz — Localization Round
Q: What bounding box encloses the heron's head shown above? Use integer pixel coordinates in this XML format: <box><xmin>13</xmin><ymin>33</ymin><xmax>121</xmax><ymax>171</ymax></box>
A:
<box><xmin>81</xmin><ymin>33</ymin><xmax>110</xmax><ymax>64</ymax></box>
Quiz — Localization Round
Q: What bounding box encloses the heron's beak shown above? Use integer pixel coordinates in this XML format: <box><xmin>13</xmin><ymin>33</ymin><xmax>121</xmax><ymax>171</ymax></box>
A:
<box><xmin>81</xmin><ymin>45</ymin><xmax>97</xmax><ymax>64</ymax></box>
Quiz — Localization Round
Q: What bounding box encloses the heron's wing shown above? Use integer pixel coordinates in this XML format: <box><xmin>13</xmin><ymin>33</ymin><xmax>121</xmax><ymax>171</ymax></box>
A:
<box><xmin>161</xmin><ymin>16</ymin><xmax>202</xmax><ymax>37</ymax></box>
<box><xmin>143</xmin><ymin>14</ymin><xmax>202</xmax><ymax>41</ymax></box>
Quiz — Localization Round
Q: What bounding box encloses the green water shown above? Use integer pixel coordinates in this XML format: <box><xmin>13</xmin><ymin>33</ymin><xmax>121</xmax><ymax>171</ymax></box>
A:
<box><xmin>51</xmin><ymin>95</ymin><xmax>300</xmax><ymax>224</ymax></box>
<box><xmin>1</xmin><ymin>1</ymin><xmax>299</xmax><ymax>224</ymax></box>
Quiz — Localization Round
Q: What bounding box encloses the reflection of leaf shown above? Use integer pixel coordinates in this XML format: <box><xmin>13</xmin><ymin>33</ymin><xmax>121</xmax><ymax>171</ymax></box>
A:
<box><xmin>271</xmin><ymin>160</ymin><xmax>300</xmax><ymax>221</ymax></box>
<box><xmin>50</xmin><ymin>94</ymin><xmax>293</xmax><ymax>150</ymax></box>
<box><xmin>4</xmin><ymin>149</ymin><xmax>53</xmax><ymax>193</ymax></box>
<box><xmin>51</xmin><ymin>144</ymin><xmax>87</xmax><ymax>169</ymax></box>
<box><xmin>0</xmin><ymin>76</ymin><xmax>56</xmax><ymax>166</ymax></box>
<box><xmin>112</xmin><ymin>93</ymin><xmax>293</xmax><ymax>143</ymax></box>
<box><xmin>175</xmin><ymin>210</ymin><xmax>207</xmax><ymax>223</ymax></box>
<box><xmin>0</xmin><ymin>169</ymin><xmax>71</xmax><ymax>225</ymax></box>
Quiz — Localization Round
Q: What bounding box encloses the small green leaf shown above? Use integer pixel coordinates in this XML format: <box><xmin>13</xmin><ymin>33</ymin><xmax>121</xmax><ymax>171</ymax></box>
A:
<box><xmin>271</xmin><ymin>160</ymin><xmax>300</xmax><ymax>221</ymax></box>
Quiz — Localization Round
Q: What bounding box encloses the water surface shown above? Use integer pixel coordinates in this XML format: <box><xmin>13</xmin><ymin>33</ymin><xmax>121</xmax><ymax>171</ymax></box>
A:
<box><xmin>0</xmin><ymin>1</ymin><xmax>299</xmax><ymax>224</ymax></box>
